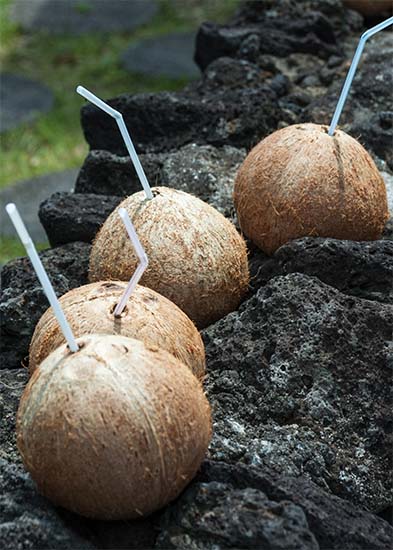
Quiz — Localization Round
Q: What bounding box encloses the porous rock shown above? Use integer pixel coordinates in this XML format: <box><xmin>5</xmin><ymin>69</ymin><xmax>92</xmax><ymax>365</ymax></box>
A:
<box><xmin>303</xmin><ymin>32</ymin><xmax>393</xmax><ymax>168</ymax></box>
<box><xmin>194</xmin><ymin>3</ymin><xmax>341</xmax><ymax>71</ymax></box>
<box><xmin>0</xmin><ymin>242</ymin><xmax>90</xmax><ymax>369</ymax></box>
<box><xmin>202</xmin><ymin>273</ymin><xmax>393</xmax><ymax>512</ymax></box>
<box><xmin>39</xmin><ymin>192</ymin><xmax>121</xmax><ymax>247</ymax></box>
<box><xmin>249</xmin><ymin>237</ymin><xmax>393</xmax><ymax>304</ymax></box>
<box><xmin>0</xmin><ymin>369</ymin><xmax>27</xmax><ymax>463</ymax></box>
<box><xmin>0</xmin><ymin>459</ymin><xmax>94</xmax><ymax>550</ymax></box>
<box><xmin>75</xmin><ymin>149</ymin><xmax>166</xmax><ymax>196</ymax></box>
<box><xmin>80</xmin><ymin>87</ymin><xmax>280</xmax><ymax>155</ymax></box>
<box><xmin>157</xmin><ymin>460</ymin><xmax>393</xmax><ymax>549</ymax></box>
<box><xmin>75</xmin><ymin>144</ymin><xmax>245</xmax><ymax>221</ymax></box>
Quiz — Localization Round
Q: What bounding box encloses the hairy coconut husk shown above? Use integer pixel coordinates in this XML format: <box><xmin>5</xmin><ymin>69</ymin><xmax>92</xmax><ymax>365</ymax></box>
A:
<box><xmin>29</xmin><ymin>281</ymin><xmax>205</xmax><ymax>380</ymax></box>
<box><xmin>343</xmin><ymin>1</ymin><xmax>392</xmax><ymax>15</ymax></box>
<box><xmin>89</xmin><ymin>187</ymin><xmax>249</xmax><ymax>328</ymax></box>
<box><xmin>234</xmin><ymin>123</ymin><xmax>389</xmax><ymax>255</ymax></box>
<box><xmin>17</xmin><ymin>334</ymin><xmax>212</xmax><ymax>520</ymax></box>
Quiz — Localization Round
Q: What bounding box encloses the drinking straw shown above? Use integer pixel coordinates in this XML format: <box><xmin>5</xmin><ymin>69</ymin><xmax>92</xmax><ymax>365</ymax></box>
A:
<box><xmin>6</xmin><ymin>203</ymin><xmax>79</xmax><ymax>353</ymax></box>
<box><xmin>76</xmin><ymin>85</ymin><xmax>153</xmax><ymax>200</ymax></box>
<box><xmin>328</xmin><ymin>16</ymin><xmax>393</xmax><ymax>136</ymax></box>
<box><xmin>113</xmin><ymin>208</ymin><xmax>149</xmax><ymax>317</ymax></box>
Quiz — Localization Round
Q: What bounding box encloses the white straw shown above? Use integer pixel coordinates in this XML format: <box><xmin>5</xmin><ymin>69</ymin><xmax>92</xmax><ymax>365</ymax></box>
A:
<box><xmin>113</xmin><ymin>208</ymin><xmax>149</xmax><ymax>317</ymax></box>
<box><xmin>76</xmin><ymin>85</ymin><xmax>153</xmax><ymax>200</ymax></box>
<box><xmin>328</xmin><ymin>16</ymin><xmax>393</xmax><ymax>136</ymax></box>
<box><xmin>5</xmin><ymin>203</ymin><xmax>79</xmax><ymax>353</ymax></box>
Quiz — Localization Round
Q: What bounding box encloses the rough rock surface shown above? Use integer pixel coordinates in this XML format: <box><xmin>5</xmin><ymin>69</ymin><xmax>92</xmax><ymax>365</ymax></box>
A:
<box><xmin>202</xmin><ymin>273</ymin><xmax>393</xmax><ymax>512</ymax></box>
<box><xmin>80</xmin><ymin>86</ymin><xmax>281</xmax><ymax>155</ymax></box>
<box><xmin>249</xmin><ymin>237</ymin><xmax>393</xmax><ymax>304</ymax></box>
<box><xmin>75</xmin><ymin>144</ymin><xmax>245</xmax><ymax>220</ymax></box>
<box><xmin>39</xmin><ymin>192</ymin><xmax>121</xmax><ymax>246</ymax></box>
<box><xmin>75</xmin><ymin>149</ymin><xmax>166</xmax><ymax>196</ymax></box>
<box><xmin>303</xmin><ymin>32</ymin><xmax>393</xmax><ymax>168</ymax></box>
<box><xmin>0</xmin><ymin>369</ymin><xmax>27</xmax><ymax>463</ymax></box>
<box><xmin>158</xmin><ymin>460</ymin><xmax>393</xmax><ymax>550</ymax></box>
<box><xmin>0</xmin><ymin>242</ymin><xmax>90</xmax><ymax>369</ymax></box>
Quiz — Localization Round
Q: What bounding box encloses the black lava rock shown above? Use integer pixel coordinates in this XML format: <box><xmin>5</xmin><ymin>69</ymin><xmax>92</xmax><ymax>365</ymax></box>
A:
<box><xmin>194</xmin><ymin>10</ymin><xmax>340</xmax><ymax>71</ymax></box>
<box><xmin>0</xmin><ymin>369</ymin><xmax>27</xmax><ymax>464</ymax></box>
<box><xmin>39</xmin><ymin>192</ymin><xmax>121</xmax><ymax>247</ymax></box>
<box><xmin>75</xmin><ymin>149</ymin><xmax>166</xmax><ymax>196</ymax></box>
<box><xmin>75</xmin><ymin>143</ymin><xmax>245</xmax><ymax>220</ymax></box>
<box><xmin>157</xmin><ymin>460</ymin><xmax>393</xmax><ymax>549</ymax></box>
<box><xmin>80</xmin><ymin>87</ymin><xmax>280</xmax><ymax>155</ymax></box>
<box><xmin>249</xmin><ymin>237</ymin><xmax>393</xmax><ymax>304</ymax></box>
<box><xmin>202</xmin><ymin>273</ymin><xmax>393</xmax><ymax>512</ymax></box>
<box><xmin>0</xmin><ymin>242</ymin><xmax>91</xmax><ymax>369</ymax></box>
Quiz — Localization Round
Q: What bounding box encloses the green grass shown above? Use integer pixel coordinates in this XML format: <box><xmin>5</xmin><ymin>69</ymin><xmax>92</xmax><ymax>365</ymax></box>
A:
<box><xmin>0</xmin><ymin>0</ymin><xmax>239</xmax><ymax>262</ymax></box>
<box><xmin>0</xmin><ymin>236</ymin><xmax>48</xmax><ymax>265</ymax></box>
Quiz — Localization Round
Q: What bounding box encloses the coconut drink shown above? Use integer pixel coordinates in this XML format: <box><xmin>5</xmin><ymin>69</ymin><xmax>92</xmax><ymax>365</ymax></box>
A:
<box><xmin>17</xmin><ymin>335</ymin><xmax>212</xmax><ymax>520</ymax></box>
<box><xmin>29</xmin><ymin>281</ymin><xmax>205</xmax><ymax>380</ymax></box>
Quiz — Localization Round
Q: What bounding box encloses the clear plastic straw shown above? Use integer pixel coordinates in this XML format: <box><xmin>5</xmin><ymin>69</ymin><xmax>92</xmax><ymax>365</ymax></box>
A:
<box><xmin>76</xmin><ymin>85</ymin><xmax>153</xmax><ymax>200</ymax></box>
<box><xmin>114</xmin><ymin>208</ymin><xmax>149</xmax><ymax>316</ymax></box>
<box><xmin>6</xmin><ymin>203</ymin><xmax>79</xmax><ymax>353</ymax></box>
<box><xmin>328</xmin><ymin>16</ymin><xmax>393</xmax><ymax>136</ymax></box>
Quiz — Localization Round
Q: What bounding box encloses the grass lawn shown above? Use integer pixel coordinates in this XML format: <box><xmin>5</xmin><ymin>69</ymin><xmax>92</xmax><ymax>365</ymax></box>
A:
<box><xmin>0</xmin><ymin>0</ymin><xmax>239</xmax><ymax>264</ymax></box>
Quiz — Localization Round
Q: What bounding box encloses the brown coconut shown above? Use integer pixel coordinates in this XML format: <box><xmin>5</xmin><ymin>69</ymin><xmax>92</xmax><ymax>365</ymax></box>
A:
<box><xmin>89</xmin><ymin>187</ymin><xmax>249</xmax><ymax>328</ymax></box>
<box><xmin>234</xmin><ymin>123</ymin><xmax>388</xmax><ymax>255</ymax></box>
<box><xmin>17</xmin><ymin>334</ymin><xmax>212</xmax><ymax>520</ymax></box>
<box><xmin>343</xmin><ymin>1</ymin><xmax>392</xmax><ymax>15</ymax></box>
<box><xmin>29</xmin><ymin>281</ymin><xmax>205</xmax><ymax>379</ymax></box>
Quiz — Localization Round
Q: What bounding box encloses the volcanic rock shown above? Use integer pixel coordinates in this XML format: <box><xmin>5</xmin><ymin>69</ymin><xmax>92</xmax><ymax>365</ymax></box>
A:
<box><xmin>157</xmin><ymin>460</ymin><xmax>393</xmax><ymax>549</ymax></box>
<box><xmin>202</xmin><ymin>273</ymin><xmax>393</xmax><ymax>512</ymax></box>
<box><xmin>80</xmin><ymin>87</ymin><xmax>280</xmax><ymax>155</ymax></box>
<box><xmin>39</xmin><ymin>192</ymin><xmax>121</xmax><ymax>246</ymax></box>
<box><xmin>0</xmin><ymin>242</ymin><xmax>90</xmax><ymax>369</ymax></box>
<box><xmin>75</xmin><ymin>149</ymin><xmax>166</xmax><ymax>196</ymax></box>
<box><xmin>249</xmin><ymin>237</ymin><xmax>393</xmax><ymax>304</ymax></box>
<box><xmin>75</xmin><ymin>144</ymin><xmax>245</xmax><ymax>220</ymax></box>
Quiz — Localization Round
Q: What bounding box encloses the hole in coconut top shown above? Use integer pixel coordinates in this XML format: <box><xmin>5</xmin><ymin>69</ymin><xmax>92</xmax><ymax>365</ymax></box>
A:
<box><xmin>111</xmin><ymin>303</ymin><xmax>129</xmax><ymax>318</ymax></box>
<box><xmin>67</xmin><ymin>340</ymin><xmax>86</xmax><ymax>354</ymax></box>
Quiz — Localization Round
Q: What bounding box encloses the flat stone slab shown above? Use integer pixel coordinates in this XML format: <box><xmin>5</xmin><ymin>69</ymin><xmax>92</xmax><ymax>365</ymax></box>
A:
<box><xmin>10</xmin><ymin>0</ymin><xmax>158</xmax><ymax>34</ymax></box>
<box><xmin>122</xmin><ymin>32</ymin><xmax>200</xmax><ymax>79</ymax></box>
<box><xmin>0</xmin><ymin>169</ymin><xmax>79</xmax><ymax>242</ymax></box>
<box><xmin>0</xmin><ymin>73</ymin><xmax>53</xmax><ymax>133</ymax></box>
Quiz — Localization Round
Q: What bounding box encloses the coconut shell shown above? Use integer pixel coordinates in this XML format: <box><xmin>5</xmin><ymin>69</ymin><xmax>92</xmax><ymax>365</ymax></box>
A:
<box><xmin>89</xmin><ymin>187</ymin><xmax>249</xmax><ymax>328</ymax></box>
<box><xmin>17</xmin><ymin>334</ymin><xmax>212</xmax><ymax>520</ymax></box>
<box><xmin>343</xmin><ymin>1</ymin><xmax>392</xmax><ymax>15</ymax></box>
<box><xmin>234</xmin><ymin>123</ymin><xmax>389</xmax><ymax>255</ymax></box>
<box><xmin>29</xmin><ymin>281</ymin><xmax>205</xmax><ymax>380</ymax></box>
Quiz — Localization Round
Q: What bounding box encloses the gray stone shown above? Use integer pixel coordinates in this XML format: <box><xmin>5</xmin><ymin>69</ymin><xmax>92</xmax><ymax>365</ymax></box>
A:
<box><xmin>0</xmin><ymin>369</ymin><xmax>27</xmax><ymax>464</ymax></box>
<box><xmin>158</xmin><ymin>460</ymin><xmax>393</xmax><ymax>550</ymax></box>
<box><xmin>0</xmin><ymin>73</ymin><xmax>53</xmax><ymax>133</ymax></box>
<box><xmin>10</xmin><ymin>0</ymin><xmax>158</xmax><ymax>34</ymax></box>
<box><xmin>75</xmin><ymin>144</ymin><xmax>244</xmax><ymax>221</ymax></box>
<box><xmin>0</xmin><ymin>459</ymin><xmax>95</xmax><ymax>550</ymax></box>
<box><xmin>303</xmin><ymin>32</ymin><xmax>393</xmax><ymax>168</ymax></box>
<box><xmin>39</xmin><ymin>192</ymin><xmax>121</xmax><ymax>247</ymax></box>
<box><xmin>0</xmin><ymin>169</ymin><xmax>78</xmax><ymax>242</ymax></box>
<box><xmin>382</xmin><ymin>171</ymin><xmax>393</xmax><ymax>215</ymax></box>
<box><xmin>80</xmin><ymin>86</ymin><xmax>281</xmax><ymax>155</ymax></box>
<box><xmin>194</xmin><ymin>10</ymin><xmax>340</xmax><ymax>71</ymax></box>
<box><xmin>122</xmin><ymin>32</ymin><xmax>200</xmax><ymax>80</ymax></box>
<box><xmin>249</xmin><ymin>237</ymin><xmax>393</xmax><ymax>304</ymax></box>
<box><xmin>75</xmin><ymin>149</ymin><xmax>166</xmax><ymax>196</ymax></box>
<box><xmin>0</xmin><ymin>242</ymin><xmax>91</xmax><ymax>370</ymax></box>
<box><xmin>202</xmin><ymin>273</ymin><xmax>393</xmax><ymax>512</ymax></box>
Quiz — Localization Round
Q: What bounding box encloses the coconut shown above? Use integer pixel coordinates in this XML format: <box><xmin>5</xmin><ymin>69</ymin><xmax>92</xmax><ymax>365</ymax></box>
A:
<box><xmin>89</xmin><ymin>187</ymin><xmax>249</xmax><ymax>328</ymax></box>
<box><xmin>17</xmin><ymin>334</ymin><xmax>212</xmax><ymax>520</ymax></box>
<box><xmin>343</xmin><ymin>1</ymin><xmax>392</xmax><ymax>15</ymax></box>
<box><xmin>29</xmin><ymin>281</ymin><xmax>205</xmax><ymax>380</ymax></box>
<box><xmin>234</xmin><ymin>123</ymin><xmax>389</xmax><ymax>255</ymax></box>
